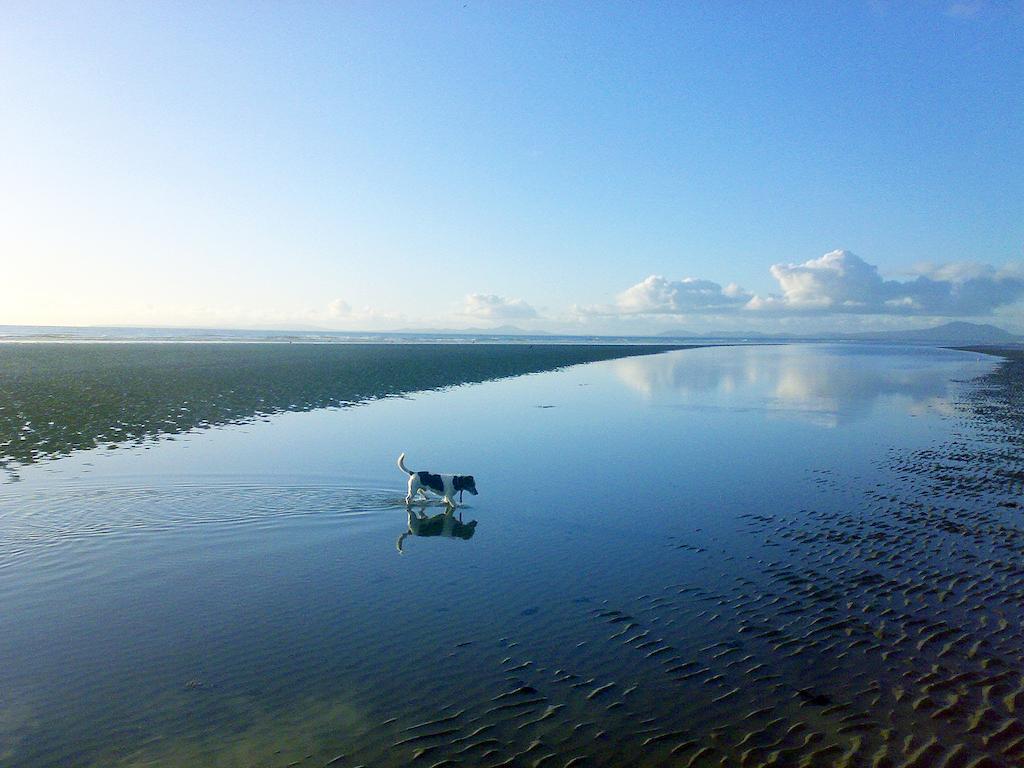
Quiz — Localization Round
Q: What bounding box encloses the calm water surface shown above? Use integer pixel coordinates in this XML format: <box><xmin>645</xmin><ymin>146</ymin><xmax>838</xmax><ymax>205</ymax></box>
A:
<box><xmin>0</xmin><ymin>345</ymin><xmax>999</xmax><ymax>767</ymax></box>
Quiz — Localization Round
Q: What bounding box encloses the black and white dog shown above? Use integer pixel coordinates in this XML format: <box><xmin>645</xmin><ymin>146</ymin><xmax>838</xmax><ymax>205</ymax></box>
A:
<box><xmin>397</xmin><ymin>453</ymin><xmax>478</xmax><ymax>508</ymax></box>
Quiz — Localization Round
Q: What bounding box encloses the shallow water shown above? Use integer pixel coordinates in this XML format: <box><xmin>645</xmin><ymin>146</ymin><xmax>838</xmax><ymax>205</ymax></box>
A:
<box><xmin>0</xmin><ymin>342</ymin><xmax>685</xmax><ymax>469</ymax></box>
<box><xmin>0</xmin><ymin>344</ymin><xmax>1015</xmax><ymax>767</ymax></box>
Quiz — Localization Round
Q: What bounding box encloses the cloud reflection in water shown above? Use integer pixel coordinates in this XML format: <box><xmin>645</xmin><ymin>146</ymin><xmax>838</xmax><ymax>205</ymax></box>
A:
<box><xmin>612</xmin><ymin>345</ymin><xmax>990</xmax><ymax>427</ymax></box>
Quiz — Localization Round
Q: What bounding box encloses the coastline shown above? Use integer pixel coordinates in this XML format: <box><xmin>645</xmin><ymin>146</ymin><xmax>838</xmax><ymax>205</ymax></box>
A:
<box><xmin>2</xmin><ymin>344</ymin><xmax>1022</xmax><ymax>766</ymax></box>
<box><xmin>0</xmin><ymin>342</ymin><xmax>701</xmax><ymax>471</ymax></box>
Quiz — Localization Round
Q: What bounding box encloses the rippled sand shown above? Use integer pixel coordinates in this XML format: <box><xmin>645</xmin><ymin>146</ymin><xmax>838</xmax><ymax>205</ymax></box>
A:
<box><xmin>2</xmin><ymin>346</ymin><xmax>1021</xmax><ymax>767</ymax></box>
<box><xmin>265</xmin><ymin>349</ymin><xmax>1021</xmax><ymax>768</ymax></box>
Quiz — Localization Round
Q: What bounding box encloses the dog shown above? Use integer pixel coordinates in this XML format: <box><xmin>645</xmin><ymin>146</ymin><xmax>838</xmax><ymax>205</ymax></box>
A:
<box><xmin>397</xmin><ymin>453</ymin><xmax>478</xmax><ymax>508</ymax></box>
<box><xmin>396</xmin><ymin>506</ymin><xmax>478</xmax><ymax>553</ymax></box>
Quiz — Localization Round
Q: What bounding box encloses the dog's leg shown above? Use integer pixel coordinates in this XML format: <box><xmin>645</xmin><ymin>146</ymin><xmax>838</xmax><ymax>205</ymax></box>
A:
<box><xmin>397</xmin><ymin>509</ymin><xmax>417</xmax><ymax>553</ymax></box>
<box><xmin>405</xmin><ymin>476</ymin><xmax>417</xmax><ymax>507</ymax></box>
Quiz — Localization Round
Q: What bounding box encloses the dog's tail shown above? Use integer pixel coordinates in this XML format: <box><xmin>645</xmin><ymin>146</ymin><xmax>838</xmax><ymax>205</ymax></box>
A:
<box><xmin>397</xmin><ymin>452</ymin><xmax>413</xmax><ymax>475</ymax></box>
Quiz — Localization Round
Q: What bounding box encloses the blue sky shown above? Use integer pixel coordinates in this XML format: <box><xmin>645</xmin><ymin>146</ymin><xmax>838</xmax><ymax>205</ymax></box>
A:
<box><xmin>2</xmin><ymin>1</ymin><xmax>1022</xmax><ymax>333</ymax></box>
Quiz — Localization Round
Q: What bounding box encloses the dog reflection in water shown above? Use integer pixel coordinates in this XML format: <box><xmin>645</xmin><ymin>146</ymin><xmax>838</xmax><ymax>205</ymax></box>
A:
<box><xmin>396</xmin><ymin>505</ymin><xmax>478</xmax><ymax>553</ymax></box>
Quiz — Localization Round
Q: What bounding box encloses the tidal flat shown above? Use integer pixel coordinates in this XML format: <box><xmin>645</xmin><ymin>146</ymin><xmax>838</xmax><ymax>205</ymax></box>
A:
<box><xmin>1</xmin><ymin>343</ymin><xmax>1023</xmax><ymax>767</ymax></box>
<box><xmin>0</xmin><ymin>342</ymin><xmax>689</xmax><ymax>473</ymax></box>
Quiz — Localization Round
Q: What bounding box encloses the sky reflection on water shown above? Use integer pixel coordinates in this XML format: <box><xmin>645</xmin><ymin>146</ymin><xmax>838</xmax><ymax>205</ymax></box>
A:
<box><xmin>612</xmin><ymin>344</ymin><xmax>986</xmax><ymax>427</ymax></box>
<box><xmin>0</xmin><ymin>344</ymin><xmax>1001</xmax><ymax>767</ymax></box>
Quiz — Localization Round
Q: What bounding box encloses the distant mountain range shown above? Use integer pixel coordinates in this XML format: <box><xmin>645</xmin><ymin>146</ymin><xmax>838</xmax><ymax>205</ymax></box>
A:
<box><xmin>845</xmin><ymin>321</ymin><xmax>1021</xmax><ymax>344</ymax></box>
<box><xmin>658</xmin><ymin>321</ymin><xmax>1023</xmax><ymax>345</ymax></box>
<box><xmin>2</xmin><ymin>321</ymin><xmax>1020</xmax><ymax>345</ymax></box>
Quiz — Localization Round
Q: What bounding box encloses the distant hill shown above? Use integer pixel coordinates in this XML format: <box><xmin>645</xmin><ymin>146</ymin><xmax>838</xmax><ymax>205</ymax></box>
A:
<box><xmin>655</xmin><ymin>321</ymin><xmax>1021</xmax><ymax>345</ymax></box>
<box><xmin>847</xmin><ymin>321</ymin><xmax>1022</xmax><ymax>344</ymax></box>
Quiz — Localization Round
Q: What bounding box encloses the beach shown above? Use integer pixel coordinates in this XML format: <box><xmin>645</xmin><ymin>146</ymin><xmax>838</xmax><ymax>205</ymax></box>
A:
<box><xmin>0</xmin><ymin>343</ymin><xmax>691</xmax><ymax>474</ymax></box>
<box><xmin>1</xmin><ymin>343</ymin><xmax>1022</xmax><ymax>767</ymax></box>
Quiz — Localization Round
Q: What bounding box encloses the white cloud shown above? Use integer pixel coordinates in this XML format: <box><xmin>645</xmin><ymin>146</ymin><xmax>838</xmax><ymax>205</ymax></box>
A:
<box><xmin>619</xmin><ymin>276</ymin><xmax>753</xmax><ymax>314</ymax></box>
<box><xmin>594</xmin><ymin>250</ymin><xmax>1024</xmax><ymax>320</ymax></box>
<box><xmin>319</xmin><ymin>298</ymin><xmax>404</xmax><ymax>328</ymax></box>
<box><xmin>327</xmin><ymin>298</ymin><xmax>352</xmax><ymax>318</ymax></box>
<box><xmin>758</xmin><ymin>250</ymin><xmax>1024</xmax><ymax>315</ymax></box>
<box><xmin>767</xmin><ymin>250</ymin><xmax>883</xmax><ymax>310</ymax></box>
<box><xmin>911</xmin><ymin>261</ymin><xmax>1024</xmax><ymax>283</ymax></box>
<box><xmin>579</xmin><ymin>275</ymin><xmax>753</xmax><ymax>317</ymax></box>
<box><xmin>462</xmin><ymin>293</ymin><xmax>539</xmax><ymax>320</ymax></box>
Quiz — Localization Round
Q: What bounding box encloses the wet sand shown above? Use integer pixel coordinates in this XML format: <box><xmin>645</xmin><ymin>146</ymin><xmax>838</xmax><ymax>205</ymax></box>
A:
<box><xmin>3</xmin><ymin>345</ymin><xmax>1022</xmax><ymax>767</ymax></box>
<box><xmin>0</xmin><ymin>343</ymin><xmax>692</xmax><ymax>473</ymax></box>
<box><xmin>298</xmin><ymin>348</ymin><xmax>1024</xmax><ymax>768</ymax></box>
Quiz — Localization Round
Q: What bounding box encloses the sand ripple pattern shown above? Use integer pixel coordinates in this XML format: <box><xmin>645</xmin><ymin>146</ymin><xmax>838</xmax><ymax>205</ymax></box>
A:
<box><xmin>6</xmin><ymin>351</ymin><xmax>1023</xmax><ymax>768</ymax></box>
<box><xmin>277</xmin><ymin>354</ymin><xmax>1024</xmax><ymax>768</ymax></box>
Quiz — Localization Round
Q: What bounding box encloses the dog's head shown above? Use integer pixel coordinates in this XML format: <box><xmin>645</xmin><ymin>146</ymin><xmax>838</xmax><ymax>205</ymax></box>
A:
<box><xmin>451</xmin><ymin>518</ymin><xmax>477</xmax><ymax>540</ymax></box>
<box><xmin>454</xmin><ymin>475</ymin><xmax>479</xmax><ymax>496</ymax></box>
